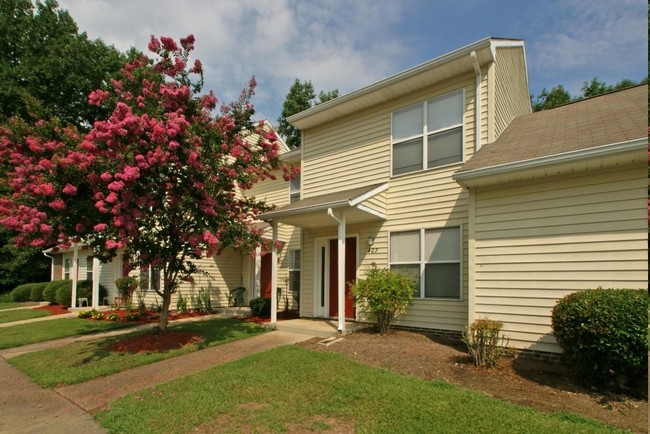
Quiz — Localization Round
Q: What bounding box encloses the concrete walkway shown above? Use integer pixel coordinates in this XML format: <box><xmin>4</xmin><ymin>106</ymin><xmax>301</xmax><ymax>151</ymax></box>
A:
<box><xmin>0</xmin><ymin>316</ymin><xmax>314</xmax><ymax>433</ymax></box>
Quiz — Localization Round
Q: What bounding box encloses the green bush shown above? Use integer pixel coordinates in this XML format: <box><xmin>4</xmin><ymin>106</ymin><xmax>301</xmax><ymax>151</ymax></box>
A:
<box><xmin>43</xmin><ymin>280</ymin><xmax>71</xmax><ymax>304</ymax></box>
<box><xmin>551</xmin><ymin>288</ymin><xmax>648</xmax><ymax>395</ymax></box>
<box><xmin>10</xmin><ymin>283</ymin><xmax>34</xmax><ymax>302</ymax></box>
<box><xmin>462</xmin><ymin>318</ymin><xmax>509</xmax><ymax>367</ymax></box>
<box><xmin>351</xmin><ymin>264</ymin><xmax>414</xmax><ymax>334</ymax></box>
<box><xmin>53</xmin><ymin>280</ymin><xmax>106</xmax><ymax>307</ymax></box>
<box><xmin>249</xmin><ymin>297</ymin><xmax>271</xmax><ymax>317</ymax></box>
<box><xmin>55</xmin><ymin>283</ymin><xmax>72</xmax><ymax>307</ymax></box>
<box><xmin>76</xmin><ymin>280</ymin><xmax>108</xmax><ymax>301</ymax></box>
<box><xmin>28</xmin><ymin>282</ymin><xmax>49</xmax><ymax>301</ymax></box>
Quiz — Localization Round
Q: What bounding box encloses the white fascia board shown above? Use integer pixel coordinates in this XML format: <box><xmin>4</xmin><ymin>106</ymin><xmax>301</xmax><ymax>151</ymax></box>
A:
<box><xmin>453</xmin><ymin>138</ymin><xmax>647</xmax><ymax>185</ymax></box>
<box><xmin>348</xmin><ymin>183</ymin><xmax>388</xmax><ymax>206</ymax></box>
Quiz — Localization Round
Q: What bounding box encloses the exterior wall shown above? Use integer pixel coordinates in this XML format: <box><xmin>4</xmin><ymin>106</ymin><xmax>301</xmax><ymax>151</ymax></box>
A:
<box><xmin>493</xmin><ymin>47</ymin><xmax>530</xmax><ymax>138</ymax></box>
<box><xmin>52</xmin><ymin>254</ymin><xmax>62</xmax><ymax>280</ymax></box>
<box><xmin>471</xmin><ymin>163</ymin><xmax>648</xmax><ymax>353</ymax></box>
<box><xmin>298</xmin><ymin>74</ymin><xmax>487</xmax><ymax>332</ymax></box>
<box><xmin>58</xmin><ymin>249</ymin><xmax>121</xmax><ymax>302</ymax></box>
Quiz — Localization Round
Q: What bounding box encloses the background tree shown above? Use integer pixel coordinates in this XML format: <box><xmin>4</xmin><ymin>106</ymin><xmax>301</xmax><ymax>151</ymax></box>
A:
<box><xmin>277</xmin><ymin>79</ymin><xmax>338</xmax><ymax>149</ymax></box>
<box><xmin>531</xmin><ymin>85</ymin><xmax>571</xmax><ymax>112</ymax></box>
<box><xmin>0</xmin><ymin>0</ymin><xmax>126</xmax><ymax>129</ymax></box>
<box><xmin>0</xmin><ymin>35</ymin><xmax>295</xmax><ymax>332</ymax></box>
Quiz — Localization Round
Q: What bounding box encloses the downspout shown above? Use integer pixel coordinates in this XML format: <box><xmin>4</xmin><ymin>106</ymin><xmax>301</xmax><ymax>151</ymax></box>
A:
<box><xmin>42</xmin><ymin>251</ymin><xmax>54</xmax><ymax>281</ymax></box>
<box><xmin>470</xmin><ymin>50</ymin><xmax>482</xmax><ymax>152</ymax></box>
<box><xmin>327</xmin><ymin>208</ymin><xmax>346</xmax><ymax>333</ymax></box>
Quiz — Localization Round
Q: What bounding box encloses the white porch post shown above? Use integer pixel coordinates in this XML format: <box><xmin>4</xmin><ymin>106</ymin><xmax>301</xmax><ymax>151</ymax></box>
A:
<box><xmin>271</xmin><ymin>221</ymin><xmax>278</xmax><ymax>325</ymax></box>
<box><xmin>337</xmin><ymin>212</ymin><xmax>346</xmax><ymax>333</ymax></box>
<box><xmin>91</xmin><ymin>257</ymin><xmax>100</xmax><ymax>309</ymax></box>
<box><xmin>71</xmin><ymin>244</ymin><xmax>79</xmax><ymax>308</ymax></box>
<box><xmin>254</xmin><ymin>246</ymin><xmax>262</xmax><ymax>298</ymax></box>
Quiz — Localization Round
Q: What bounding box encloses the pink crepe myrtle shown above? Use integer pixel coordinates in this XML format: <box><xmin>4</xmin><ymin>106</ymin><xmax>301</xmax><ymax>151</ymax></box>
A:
<box><xmin>0</xmin><ymin>35</ymin><xmax>296</xmax><ymax>333</ymax></box>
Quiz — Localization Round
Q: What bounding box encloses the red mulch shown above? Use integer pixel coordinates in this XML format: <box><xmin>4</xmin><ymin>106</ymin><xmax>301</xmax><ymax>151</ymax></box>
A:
<box><xmin>239</xmin><ymin>310</ymin><xmax>300</xmax><ymax>324</ymax></box>
<box><xmin>35</xmin><ymin>304</ymin><xmax>70</xmax><ymax>315</ymax></box>
<box><xmin>108</xmin><ymin>331</ymin><xmax>205</xmax><ymax>354</ymax></box>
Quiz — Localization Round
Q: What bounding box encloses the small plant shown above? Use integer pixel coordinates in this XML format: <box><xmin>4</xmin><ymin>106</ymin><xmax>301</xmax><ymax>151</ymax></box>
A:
<box><xmin>552</xmin><ymin>288</ymin><xmax>648</xmax><ymax>395</ymax></box>
<box><xmin>106</xmin><ymin>312</ymin><xmax>120</xmax><ymax>321</ymax></box>
<box><xmin>149</xmin><ymin>299</ymin><xmax>163</xmax><ymax>313</ymax></box>
<box><xmin>198</xmin><ymin>287</ymin><xmax>212</xmax><ymax>313</ymax></box>
<box><xmin>115</xmin><ymin>276</ymin><xmax>138</xmax><ymax>307</ymax></box>
<box><xmin>176</xmin><ymin>291</ymin><xmax>188</xmax><ymax>313</ymax></box>
<box><xmin>462</xmin><ymin>317</ymin><xmax>508</xmax><ymax>367</ymax></box>
<box><xmin>350</xmin><ymin>264</ymin><xmax>414</xmax><ymax>334</ymax></box>
<box><xmin>125</xmin><ymin>312</ymin><xmax>140</xmax><ymax>321</ymax></box>
<box><xmin>249</xmin><ymin>297</ymin><xmax>271</xmax><ymax>317</ymax></box>
<box><xmin>91</xmin><ymin>310</ymin><xmax>105</xmax><ymax>320</ymax></box>
<box><xmin>77</xmin><ymin>310</ymin><xmax>92</xmax><ymax>318</ymax></box>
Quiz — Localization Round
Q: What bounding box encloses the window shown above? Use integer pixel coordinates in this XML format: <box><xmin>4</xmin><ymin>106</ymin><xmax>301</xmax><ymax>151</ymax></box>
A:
<box><xmin>139</xmin><ymin>266</ymin><xmax>161</xmax><ymax>292</ymax></box>
<box><xmin>289</xmin><ymin>174</ymin><xmax>301</xmax><ymax>203</ymax></box>
<box><xmin>389</xmin><ymin>227</ymin><xmax>461</xmax><ymax>299</ymax></box>
<box><xmin>287</xmin><ymin>249</ymin><xmax>301</xmax><ymax>294</ymax></box>
<box><xmin>392</xmin><ymin>90</ymin><xmax>464</xmax><ymax>175</ymax></box>
<box><xmin>85</xmin><ymin>256</ymin><xmax>93</xmax><ymax>281</ymax></box>
<box><xmin>63</xmin><ymin>258</ymin><xmax>72</xmax><ymax>280</ymax></box>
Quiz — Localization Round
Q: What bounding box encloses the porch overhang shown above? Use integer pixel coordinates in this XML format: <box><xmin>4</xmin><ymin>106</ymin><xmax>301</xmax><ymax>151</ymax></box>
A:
<box><xmin>259</xmin><ymin>183</ymin><xmax>388</xmax><ymax>228</ymax></box>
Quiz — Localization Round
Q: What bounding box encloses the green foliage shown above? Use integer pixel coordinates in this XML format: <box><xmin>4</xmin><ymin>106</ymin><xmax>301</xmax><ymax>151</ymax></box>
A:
<box><xmin>0</xmin><ymin>228</ymin><xmax>50</xmax><ymax>292</ymax></box>
<box><xmin>0</xmin><ymin>308</ymin><xmax>49</xmax><ymax>323</ymax></box>
<box><xmin>105</xmin><ymin>312</ymin><xmax>120</xmax><ymax>321</ymax></box>
<box><xmin>115</xmin><ymin>276</ymin><xmax>138</xmax><ymax>298</ymax></box>
<box><xmin>54</xmin><ymin>282</ymin><xmax>71</xmax><ymax>306</ymax></box>
<box><xmin>197</xmin><ymin>287</ymin><xmax>212</xmax><ymax>313</ymax></box>
<box><xmin>77</xmin><ymin>310</ymin><xmax>92</xmax><ymax>318</ymax></box>
<box><xmin>28</xmin><ymin>281</ymin><xmax>48</xmax><ymax>301</ymax></box>
<box><xmin>249</xmin><ymin>297</ymin><xmax>271</xmax><ymax>317</ymax></box>
<box><xmin>462</xmin><ymin>318</ymin><xmax>509</xmax><ymax>367</ymax></box>
<box><xmin>176</xmin><ymin>290</ymin><xmax>188</xmax><ymax>313</ymax></box>
<box><xmin>43</xmin><ymin>279</ymin><xmax>70</xmax><ymax>304</ymax></box>
<box><xmin>10</xmin><ymin>283</ymin><xmax>36</xmax><ymax>301</ymax></box>
<box><xmin>125</xmin><ymin>312</ymin><xmax>140</xmax><ymax>321</ymax></box>
<box><xmin>276</xmin><ymin>78</ymin><xmax>338</xmax><ymax>148</ymax></box>
<box><xmin>551</xmin><ymin>288</ymin><xmax>648</xmax><ymax>395</ymax></box>
<box><xmin>76</xmin><ymin>280</ymin><xmax>108</xmax><ymax>302</ymax></box>
<box><xmin>351</xmin><ymin>264</ymin><xmax>414</xmax><ymax>334</ymax></box>
<box><xmin>532</xmin><ymin>85</ymin><xmax>571</xmax><ymax>111</ymax></box>
<box><xmin>0</xmin><ymin>0</ymin><xmax>126</xmax><ymax>128</ymax></box>
<box><xmin>532</xmin><ymin>77</ymin><xmax>644</xmax><ymax>111</ymax></box>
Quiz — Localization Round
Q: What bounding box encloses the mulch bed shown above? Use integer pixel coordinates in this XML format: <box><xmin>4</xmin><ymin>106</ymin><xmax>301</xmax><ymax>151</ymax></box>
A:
<box><xmin>35</xmin><ymin>304</ymin><xmax>70</xmax><ymax>315</ymax></box>
<box><xmin>238</xmin><ymin>310</ymin><xmax>300</xmax><ymax>324</ymax></box>
<box><xmin>108</xmin><ymin>331</ymin><xmax>205</xmax><ymax>354</ymax></box>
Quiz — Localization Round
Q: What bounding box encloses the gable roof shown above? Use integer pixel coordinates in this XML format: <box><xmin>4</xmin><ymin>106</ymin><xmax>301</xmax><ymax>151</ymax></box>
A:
<box><xmin>288</xmin><ymin>37</ymin><xmax>526</xmax><ymax>130</ymax></box>
<box><xmin>454</xmin><ymin>85</ymin><xmax>648</xmax><ymax>186</ymax></box>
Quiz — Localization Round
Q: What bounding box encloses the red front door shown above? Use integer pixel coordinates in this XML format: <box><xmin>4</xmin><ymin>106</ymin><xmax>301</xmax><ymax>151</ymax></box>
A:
<box><xmin>260</xmin><ymin>254</ymin><xmax>272</xmax><ymax>298</ymax></box>
<box><xmin>328</xmin><ymin>237</ymin><xmax>356</xmax><ymax>319</ymax></box>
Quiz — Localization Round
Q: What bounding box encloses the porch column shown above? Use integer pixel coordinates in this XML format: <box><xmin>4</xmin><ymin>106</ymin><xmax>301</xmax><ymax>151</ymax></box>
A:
<box><xmin>337</xmin><ymin>212</ymin><xmax>346</xmax><ymax>333</ymax></box>
<box><xmin>270</xmin><ymin>221</ymin><xmax>278</xmax><ymax>325</ymax></box>
<box><xmin>71</xmin><ymin>244</ymin><xmax>79</xmax><ymax>308</ymax></box>
<box><xmin>91</xmin><ymin>257</ymin><xmax>100</xmax><ymax>309</ymax></box>
<box><xmin>254</xmin><ymin>246</ymin><xmax>262</xmax><ymax>298</ymax></box>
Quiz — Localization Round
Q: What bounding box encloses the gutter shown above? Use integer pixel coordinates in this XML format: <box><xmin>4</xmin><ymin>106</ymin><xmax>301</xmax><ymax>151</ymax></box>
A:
<box><xmin>470</xmin><ymin>50</ymin><xmax>482</xmax><ymax>152</ymax></box>
<box><xmin>42</xmin><ymin>250</ymin><xmax>54</xmax><ymax>281</ymax></box>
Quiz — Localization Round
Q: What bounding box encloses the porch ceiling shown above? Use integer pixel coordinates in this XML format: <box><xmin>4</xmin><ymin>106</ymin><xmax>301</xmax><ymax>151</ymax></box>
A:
<box><xmin>260</xmin><ymin>183</ymin><xmax>388</xmax><ymax>229</ymax></box>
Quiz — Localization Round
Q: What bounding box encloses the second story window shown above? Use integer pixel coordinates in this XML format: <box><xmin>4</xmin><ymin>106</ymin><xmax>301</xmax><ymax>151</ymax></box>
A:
<box><xmin>391</xmin><ymin>90</ymin><xmax>464</xmax><ymax>176</ymax></box>
<box><xmin>289</xmin><ymin>174</ymin><xmax>301</xmax><ymax>203</ymax></box>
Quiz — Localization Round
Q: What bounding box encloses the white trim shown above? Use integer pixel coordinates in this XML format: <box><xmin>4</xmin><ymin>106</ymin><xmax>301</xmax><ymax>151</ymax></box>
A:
<box><xmin>354</xmin><ymin>203</ymin><xmax>386</xmax><ymax>220</ymax></box>
<box><xmin>454</xmin><ymin>138</ymin><xmax>647</xmax><ymax>184</ymax></box>
<box><xmin>348</xmin><ymin>183</ymin><xmax>388</xmax><ymax>206</ymax></box>
<box><xmin>470</xmin><ymin>50</ymin><xmax>482</xmax><ymax>152</ymax></box>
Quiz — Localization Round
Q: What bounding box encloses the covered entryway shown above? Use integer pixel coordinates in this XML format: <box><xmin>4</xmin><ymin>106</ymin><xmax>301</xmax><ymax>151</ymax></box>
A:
<box><xmin>260</xmin><ymin>183</ymin><xmax>388</xmax><ymax>333</ymax></box>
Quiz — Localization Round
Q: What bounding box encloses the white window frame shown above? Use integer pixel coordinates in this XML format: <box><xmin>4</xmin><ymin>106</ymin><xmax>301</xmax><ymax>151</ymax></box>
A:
<box><xmin>390</xmin><ymin>89</ymin><xmax>465</xmax><ymax>177</ymax></box>
<box><xmin>388</xmin><ymin>226</ymin><xmax>463</xmax><ymax>300</ymax></box>
<box><xmin>289</xmin><ymin>174</ymin><xmax>301</xmax><ymax>203</ymax></box>
<box><xmin>63</xmin><ymin>258</ymin><xmax>72</xmax><ymax>280</ymax></box>
<box><xmin>85</xmin><ymin>256</ymin><xmax>93</xmax><ymax>281</ymax></box>
<box><xmin>287</xmin><ymin>249</ymin><xmax>301</xmax><ymax>294</ymax></box>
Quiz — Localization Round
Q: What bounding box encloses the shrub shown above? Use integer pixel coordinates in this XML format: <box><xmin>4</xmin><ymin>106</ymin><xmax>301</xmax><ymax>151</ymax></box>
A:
<box><xmin>462</xmin><ymin>318</ymin><xmax>509</xmax><ymax>367</ymax></box>
<box><xmin>10</xmin><ymin>283</ymin><xmax>35</xmax><ymax>302</ymax></box>
<box><xmin>125</xmin><ymin>312</ymin><xmax>140</xmax><ymax>321</ymax></box>
<box><xmin>77</xmin><ymin>310</ymin><xmax>93</xmax><ymax>318</ymax></box>
<box><xmin>115</xmin><ymin>276</ymin><xmax>138</xmax><ymax>302</ymax></box>
<box><xmin>105</xmin><ymin>312</ymin><xmax>120</xmax><ymax>321</ymax></box>
<box><xmin>76</xmin><ymin>280</ymin><xmax>108</xmax><ymax>302</ymax></box>
<box><xmin>176</xmin><ymin>291</ymin><xmax>188</xmax><ymax>313</ymax></box>
<box><xmin>552</xmin><ymin>288</ymin><xmax>648</xmax><ymax>395</ymax></box>
<box><xmin>55</xmin><ymin>283</ymin><xmax>72</xmax><ymax>307</ymax></box>
<box><xmin>28</xmin><ymin>282</ymin><xmax>48</xmax><ymax>301</ymax></box>
<box><xmin>92</xmin><ymin>310</ymin><xmax>106</xmax><ymax>320</ymax></box>
<box><xmin>43</xmin><ymin>280</ymin><xmax>68</xmax><ymax>304</ymax></box>
<box><xmin>350</xmin><ymin>264</ymin><xmax>414</xmax><ymax>334</ymax></box>
<box><xmin>249</xmin><ymin>297</ymin><xmax>271</xmax><ymax>317</ymax></box>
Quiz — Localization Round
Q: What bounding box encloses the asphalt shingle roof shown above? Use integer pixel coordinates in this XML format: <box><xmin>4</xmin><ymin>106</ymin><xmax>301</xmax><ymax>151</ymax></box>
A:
<box><xmin>457</xmin><ymin>84</ymin><xmax>648</xmax><ymax>173</ymax></box>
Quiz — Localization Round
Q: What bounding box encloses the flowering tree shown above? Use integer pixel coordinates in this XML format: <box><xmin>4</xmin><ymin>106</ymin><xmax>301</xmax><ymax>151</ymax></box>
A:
<box><xmin>0</xmin><ymin>35</ymin><xmax>296</xmax><ymax>332</ymax></box>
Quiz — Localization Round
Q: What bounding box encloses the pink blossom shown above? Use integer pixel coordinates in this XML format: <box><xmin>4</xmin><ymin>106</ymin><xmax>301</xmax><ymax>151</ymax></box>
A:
<box><xmin>40</xmin><ymin>183</ymin><xmax>56</xmax><ymax>196</ymax></box>
<box><xmin>105</xmin><ymin>240</ymin><xmax>119</xmax><ymax>249</ymax></box>
<box><xmin>48</xmin><ymin>198</ymin><xmax>65</xmax><ymax>211</ymax></box>
<box><xmin>105</xmin><ymin>192</ymin><xmax>118</xmax><ymax>204</ymax></box>
<box><xmin>108</xmin><ymin>181</ymin><xmax>125</xmax><ymax>192</ymax></box>
<box><xmin>75</xmin><ymin>223</ymin><xmax>85</xmax><ymax>233</ymax></box>
<box><xmin>148</xmin><ymin>35</ymin><xmax>161</xmax><ymax>52</ymax></box>
<box><xmin>88</xmin><ymin>89</ymin><xmax>109</xmax><ymax>106</ymax></box>
<box><xmin>62</xmin><ymin>184</ymin><xmax>77</xmax><ymax>195</ymax></box>
<box><xmin>160</xmin><ymin>36</ymin><xmax>178</xmax><ymax>52</ymax></box>
<box><xmin>180</xmin><ymin>34</ymin><xmax>195</xmax><ymax>50</ymax></box>
<box><xmin>94</xmin><ymin>223</ymin><xmax>107</xmax><ymax>232</ymax></box>
<box><xmin>100</xmin><ymin>172</ymin><xmax>112</xmax><ymax>182</ymax></box>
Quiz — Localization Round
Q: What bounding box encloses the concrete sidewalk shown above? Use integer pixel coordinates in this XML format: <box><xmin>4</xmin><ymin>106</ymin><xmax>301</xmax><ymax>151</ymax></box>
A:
<box><xmin>0</xmin><ymin>323</ymin><xmax>313</xmax><ymax>433</ymax></box>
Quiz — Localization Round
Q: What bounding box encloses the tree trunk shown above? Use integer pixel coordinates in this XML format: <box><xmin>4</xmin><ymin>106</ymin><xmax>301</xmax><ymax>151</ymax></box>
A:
<box><xmin>158</xmin><ymin>284</ymin><xmax>173</xmax><ymax>334</ymax></box>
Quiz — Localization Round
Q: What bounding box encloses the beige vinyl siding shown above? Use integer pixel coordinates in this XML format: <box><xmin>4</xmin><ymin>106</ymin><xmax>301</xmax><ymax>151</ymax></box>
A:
<box><xmin>473</xmin><ymin>164</ymin><xmax>648</xmax><ymax>353</ymax></box>
<box><xmin>493</xmin><ymin>47</ymin><xmax>531</xmax><ymax>138</ymax></box>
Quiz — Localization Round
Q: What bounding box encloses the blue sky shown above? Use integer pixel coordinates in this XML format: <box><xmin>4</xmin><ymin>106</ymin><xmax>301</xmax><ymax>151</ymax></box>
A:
<box><xmin>57</xmin><ymin>0</ymin><xmax>647</xmax><ymax>124</ymax></box>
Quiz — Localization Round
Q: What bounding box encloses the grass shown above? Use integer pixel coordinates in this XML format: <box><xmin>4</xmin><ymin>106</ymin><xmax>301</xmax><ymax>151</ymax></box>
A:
<box><xmin>9</xmin><ymin>318</ymin><xmax>266</xmax><ymax>387</ymax></box>
<box><xmin>0</xmin><ymin>308</ymin><xmax>50</xmax><ymax>323</ymax></box>
<box><xmin>0</xmin><ymin>301</ymin><xmax>38</xmax><ymax>310</ymax></box>
<box><xmin>95</xmin><ymin>346</ymin><xmax>621</xmax><ymax>434</ymax></box>
<box><xmin>0</xmin><ymin>317</ymin><xmax>136</xmax><ymax>350</ymax></box>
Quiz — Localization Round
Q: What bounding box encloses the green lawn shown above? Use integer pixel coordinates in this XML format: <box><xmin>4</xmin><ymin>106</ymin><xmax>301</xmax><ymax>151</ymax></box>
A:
<box><xmin>0</xmin><ymin>308</ymin><xmax>50</xmax><ymax>323</ymax></box>
<box><xmin>10</xmin><ymin>318</ymin><xmax>266</xmax><ymax>387</ymax></box>
<box><xmin>96</xmin><ymin>346</ymin><xmax>621</xmax><ymax>434</ymax></box>
<box><xmin>0</xmin><ymin>317</ymin><xmax>136</xmax><ymax>350</ymax></box>
<box><xmin>0</xmin><ymin>302</ymin><xmax>38</xmax><ymax>310</ymax></box>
